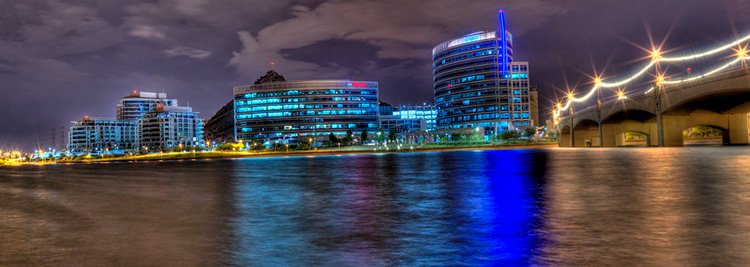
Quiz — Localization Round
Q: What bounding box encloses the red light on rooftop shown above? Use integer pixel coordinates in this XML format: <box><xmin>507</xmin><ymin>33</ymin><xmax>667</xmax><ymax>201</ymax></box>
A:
<box><xmin>348</xmin><ymin>82</ymin><xmax>367</xmax><ymax>87</ymax></box>
<box><xmin>687</xmin><ymin>67</ymin><xmax>692</xmax><ymax>71</ymax></box>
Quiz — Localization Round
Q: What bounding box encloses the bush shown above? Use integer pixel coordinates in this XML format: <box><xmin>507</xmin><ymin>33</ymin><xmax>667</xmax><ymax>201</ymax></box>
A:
<box><xmin>216</xmin><ymin>143</ymin><xmax>244</xmax><ymax>151</ymax></box>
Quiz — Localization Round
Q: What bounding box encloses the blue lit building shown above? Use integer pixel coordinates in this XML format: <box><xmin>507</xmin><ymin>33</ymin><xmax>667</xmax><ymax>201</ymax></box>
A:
<box><xmin>379</xmin><ymin>104</ymin><xmax>437</xmax><ymax>133</ymax></box>
<box><xmin>432</xmin><ymin>10</ymin><xmax>535</xmax><ymax>134</ymax></box>
<box><xmin>233</xmin><ymin>77</ymin><xmax>379</xmax><ymax>142</ymax></box>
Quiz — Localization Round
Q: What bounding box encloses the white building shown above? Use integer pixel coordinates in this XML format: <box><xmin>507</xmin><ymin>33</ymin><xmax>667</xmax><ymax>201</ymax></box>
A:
<box><xmin>68</xmin><ymin>91</ymin><xmax>204</xmax><ymax>154</ymax></box>
<box><xmin>117</xmin><ymin>91</ymin><xmax>178</xmax><ymax>120</ymax></box>
<box><xmin>140</xmin><ymin>105</ymin><xmax>204</xmax><ymax>149</ymax></box>
<box><xmin>67</xmin><ymin>117</ymin><xmax>139</xmax><ymax>153</ymax></box>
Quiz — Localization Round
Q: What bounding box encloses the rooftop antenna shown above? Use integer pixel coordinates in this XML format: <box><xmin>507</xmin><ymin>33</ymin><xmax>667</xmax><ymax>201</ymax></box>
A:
<box><xmin>270</xmin><ymin>62</ymin><xmax>275</xmax><ymax>70</ymax></box>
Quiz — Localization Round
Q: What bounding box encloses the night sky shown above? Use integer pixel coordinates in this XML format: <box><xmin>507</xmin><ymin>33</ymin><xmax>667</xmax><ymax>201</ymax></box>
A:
<box><xmin>1</xmin><ymin>0</ymin><xmax>749</xmax><ymax>151</ymax></box>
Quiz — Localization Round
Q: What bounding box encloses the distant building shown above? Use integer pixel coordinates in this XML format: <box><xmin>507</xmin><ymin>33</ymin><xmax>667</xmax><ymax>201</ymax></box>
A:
<box><xmin>234</xmin><ymin>76</ymin><xmax>379</xmax><ymax>142</ymax></box>
<box><xmin>117</xmin><ymin>91</ymin><xmax>177</xmax><ymax>120</ymax></box>
<box><xmin>379</xmin><ymin>103</ymin><xmax>437</xmax><ymax>134</ymax></box>
<box><xmin>140</xmin><ymin>106</ymin><xmax>204</xmax><ymax>149</ymax></box>
<box><xmin>68</xmin><ymin>91</ymin><xmax>204</xmax><ymax>153</ymax></box>
<box><xmin>432</xmin><ymin>10</ymin><xmax>535</xmax><ymax>134</ymax></box>
<box><xmin>68</xmin><ymin>117</ymin><xmax>139</xmax><ymax>153</ymax></box>
<box><xmin>393</xmin><ymin>105</ymin><xmax>438</xmax><ymax>131</ymax></box>
<box><xmin>530</xmin><ymin>88</ymin><xmax>539</xmax><ymax>126</ymax></box>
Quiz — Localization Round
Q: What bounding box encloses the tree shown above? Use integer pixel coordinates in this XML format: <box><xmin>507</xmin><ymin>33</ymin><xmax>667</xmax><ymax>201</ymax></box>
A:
<box><xmin>328</xmin><ymin>132</ymin><xmax>338</xmax><ymax>145</ymax></box>
<box><xmin>361</xmin><ymin>129</ymin><xmax>369</xmax><ymax>143</ymax></box>
<box><xmin>523</xmin><ymin>128</ymin><xmax>536</xmax><ymax>139</ymax></box>
<box><xmin>388</xmin><ymin>128</ymin><xmax>397</xmax><ymax>142</ymax></box>
<box><xmin>450</xmin><ymin>133</ymin><xmax>461</xmax><ymax>142</ymax></box>
<box><xmin>344</xmin><ymin>129</ymin><xmax>354</xmax><ymax>144</ymax></box>
<box><xmin>376</xmin><ymin>129</ymin><xmax>385</xmax><ymax>142</ymax></box>
<box><xmin>499</xmin><ymin>130</ymin><xmax>517</xmax><ymax>140</ymax></box>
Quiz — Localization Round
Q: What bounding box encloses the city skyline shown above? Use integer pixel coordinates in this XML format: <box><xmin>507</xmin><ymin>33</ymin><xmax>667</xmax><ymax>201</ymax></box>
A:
<box><xmin>1</xmin><ymin>0</ymin><xmax>749</xmax><ymax>151</ymax></box>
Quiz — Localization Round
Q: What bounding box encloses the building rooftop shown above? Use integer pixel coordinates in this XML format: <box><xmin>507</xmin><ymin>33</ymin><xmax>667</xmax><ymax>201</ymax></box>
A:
<box><xmin>122</xmin><ymin>91</ymin><xmax>169</xmax><ymax>99</ymax></box>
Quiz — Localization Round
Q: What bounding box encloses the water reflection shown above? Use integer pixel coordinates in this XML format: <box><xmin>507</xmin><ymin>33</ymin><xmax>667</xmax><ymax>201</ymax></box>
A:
<box><xmin>1</xmin><ymin>147</ymin><xmax>749</xmax><ymax>266</ymax></box>
<box><xmin>227</xmin><ymin>151</ymin><xmax>548</xmax><ymax>266</ymax></box>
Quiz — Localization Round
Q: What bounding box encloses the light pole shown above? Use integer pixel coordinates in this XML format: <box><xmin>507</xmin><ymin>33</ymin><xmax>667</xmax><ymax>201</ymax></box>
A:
<box><xmin>597</xmin><ymin>88</ymin><xmax>603</xmax><ymax>147</ymax></box>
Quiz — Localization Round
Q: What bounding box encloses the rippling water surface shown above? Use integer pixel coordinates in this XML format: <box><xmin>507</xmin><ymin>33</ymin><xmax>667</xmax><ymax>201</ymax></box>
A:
<box><xmin>2</xmin><ymin>147</ymin><xmax>750</xmax><ymax>266</ymax></box>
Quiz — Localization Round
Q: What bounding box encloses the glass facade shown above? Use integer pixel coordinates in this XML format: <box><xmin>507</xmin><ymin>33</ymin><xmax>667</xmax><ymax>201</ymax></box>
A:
<box><xmin>380</xmin><ymin>105</ymin><xmax>437</xmax><ymax>133</ymax></box>
<box><xmin>233</xmin><ymin>80</ymin><xmax>379</xmax><ymax>141</ymax></box>
<box><xmin>432</xmin><ymin>11</ymin><xmax>533</xmax><ymax>134</ymax></box>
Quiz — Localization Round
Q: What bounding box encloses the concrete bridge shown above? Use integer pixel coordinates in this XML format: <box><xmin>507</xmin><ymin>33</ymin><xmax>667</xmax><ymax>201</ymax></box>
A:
<box><xmin>557</xmin><ymin>67</ymin><xmax>750</xmax><ymax>147</ymax></box>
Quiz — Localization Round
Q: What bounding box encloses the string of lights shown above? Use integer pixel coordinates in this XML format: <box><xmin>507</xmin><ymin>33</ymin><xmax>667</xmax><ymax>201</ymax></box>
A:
<box><xmin>553</xmin><ymin>34</ymin><xmax>750</xmax><ymax>120</ymax></box>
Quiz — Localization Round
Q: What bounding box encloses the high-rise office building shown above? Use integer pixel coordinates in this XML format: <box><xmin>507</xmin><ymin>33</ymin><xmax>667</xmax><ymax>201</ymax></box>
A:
<box><xmin>432</xmin><ymin>10</ymin><xmax>536</xmax><ymax>134</ymax></box>
<box><xmin>233</xmin><ymin>75</ymin><xmax>379</xmax><ymax>142</ymax></box>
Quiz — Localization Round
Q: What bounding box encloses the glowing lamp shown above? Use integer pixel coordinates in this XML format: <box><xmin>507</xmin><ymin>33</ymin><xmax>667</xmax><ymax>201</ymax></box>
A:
<box><xmin>652</xmin><ymin>50</ymin><xmax>660</xmax><ymax>58</ymax></box>
<box><xmin>567</xmin><ymin>93</ymin><xmax>573</xmax><ymax>98</ymax></box>
<box><xmin>594</xmin><ymin>78</ymin><xmax>601</xmax><ymax>83</ymax></box>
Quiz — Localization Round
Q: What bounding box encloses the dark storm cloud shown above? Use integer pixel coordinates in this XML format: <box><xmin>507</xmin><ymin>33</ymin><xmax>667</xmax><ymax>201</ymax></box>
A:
<box><xmin>0</xmin><ymin>0</ymin><xmax>748</xmax><ymax>151</ymax></box>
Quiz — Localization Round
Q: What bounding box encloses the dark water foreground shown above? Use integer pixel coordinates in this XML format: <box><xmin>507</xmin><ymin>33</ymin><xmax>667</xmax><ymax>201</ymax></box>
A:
<box><xmin>1</xmin><ymin>147</ymin><xmax>749</xmax><ymax>266</ymax></box>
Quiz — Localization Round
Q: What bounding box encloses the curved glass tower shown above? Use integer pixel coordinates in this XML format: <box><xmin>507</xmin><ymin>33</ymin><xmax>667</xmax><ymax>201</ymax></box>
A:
<box><xmin>433</xmin><ymin>10</ymin><xmax>532</xmax><ymax>134</ymax></box>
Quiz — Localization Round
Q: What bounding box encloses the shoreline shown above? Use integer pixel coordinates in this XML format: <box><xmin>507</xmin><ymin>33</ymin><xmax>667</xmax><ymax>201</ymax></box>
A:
<box><xmin>7</xmin><ymin>143</ymin><xmax>558</xmax><ymax>166</ymax></box>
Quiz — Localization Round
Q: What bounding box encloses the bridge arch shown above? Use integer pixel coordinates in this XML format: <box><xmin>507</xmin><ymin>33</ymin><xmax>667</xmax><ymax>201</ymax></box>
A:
<box><xmin>599</xmin><ymin>109</ymin><xmax>657</xmax><ymax>147</ymax></box>
<box><xmin>663</xmin><ymin>87</ymin><xmax>750</xmax><ymax>115</ymax></box>
<box><xmin>660</xmin><ymin>88</ymin><xmax>750</xmax><ymax>146</ymax></box>
<box><xmin>572</xmin><ymin>119</ymin><xmax>600</xmax><ymax>147</ymax></box>
<box><xmin>681</xmin><ymin>125</ymin><xmax>728</xmax><ymax>145</ymax></box>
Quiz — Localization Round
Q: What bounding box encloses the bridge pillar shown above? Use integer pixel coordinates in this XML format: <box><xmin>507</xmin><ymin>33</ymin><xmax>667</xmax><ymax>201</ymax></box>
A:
<box><xmin>560</xmin><ymin>132</ymin><xmax>571</xmax><ymax>147</ymax></box>
<box><xmin>601</xmin><ymin>124</ymin><xmax>617</xmax><ymax>147</ymax></box>
<box><xmin>598</xmin><ymin>121</ymin><xmax>603</xmax><ymax>147</ymax></box>
<box><xmin>657</xmin><ymin>113</ymin><xmax>664</xmax><ymax>147</ymax></box>
<box><xmin>661</xmin><ymin>114</ymin><xmax>686</xmax><ymax>147</ymax></box>
<box><xmin>727</xmin><ymin>113</ymin><xmax>750</xmax><ymax>145</ymax></box>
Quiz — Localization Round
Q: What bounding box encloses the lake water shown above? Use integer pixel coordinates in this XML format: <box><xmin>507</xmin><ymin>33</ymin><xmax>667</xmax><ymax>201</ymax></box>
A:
<box><xmin>1</xmin><ymin>147</ymin><xmax>749</xmax><ymax>266</ymax></box>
